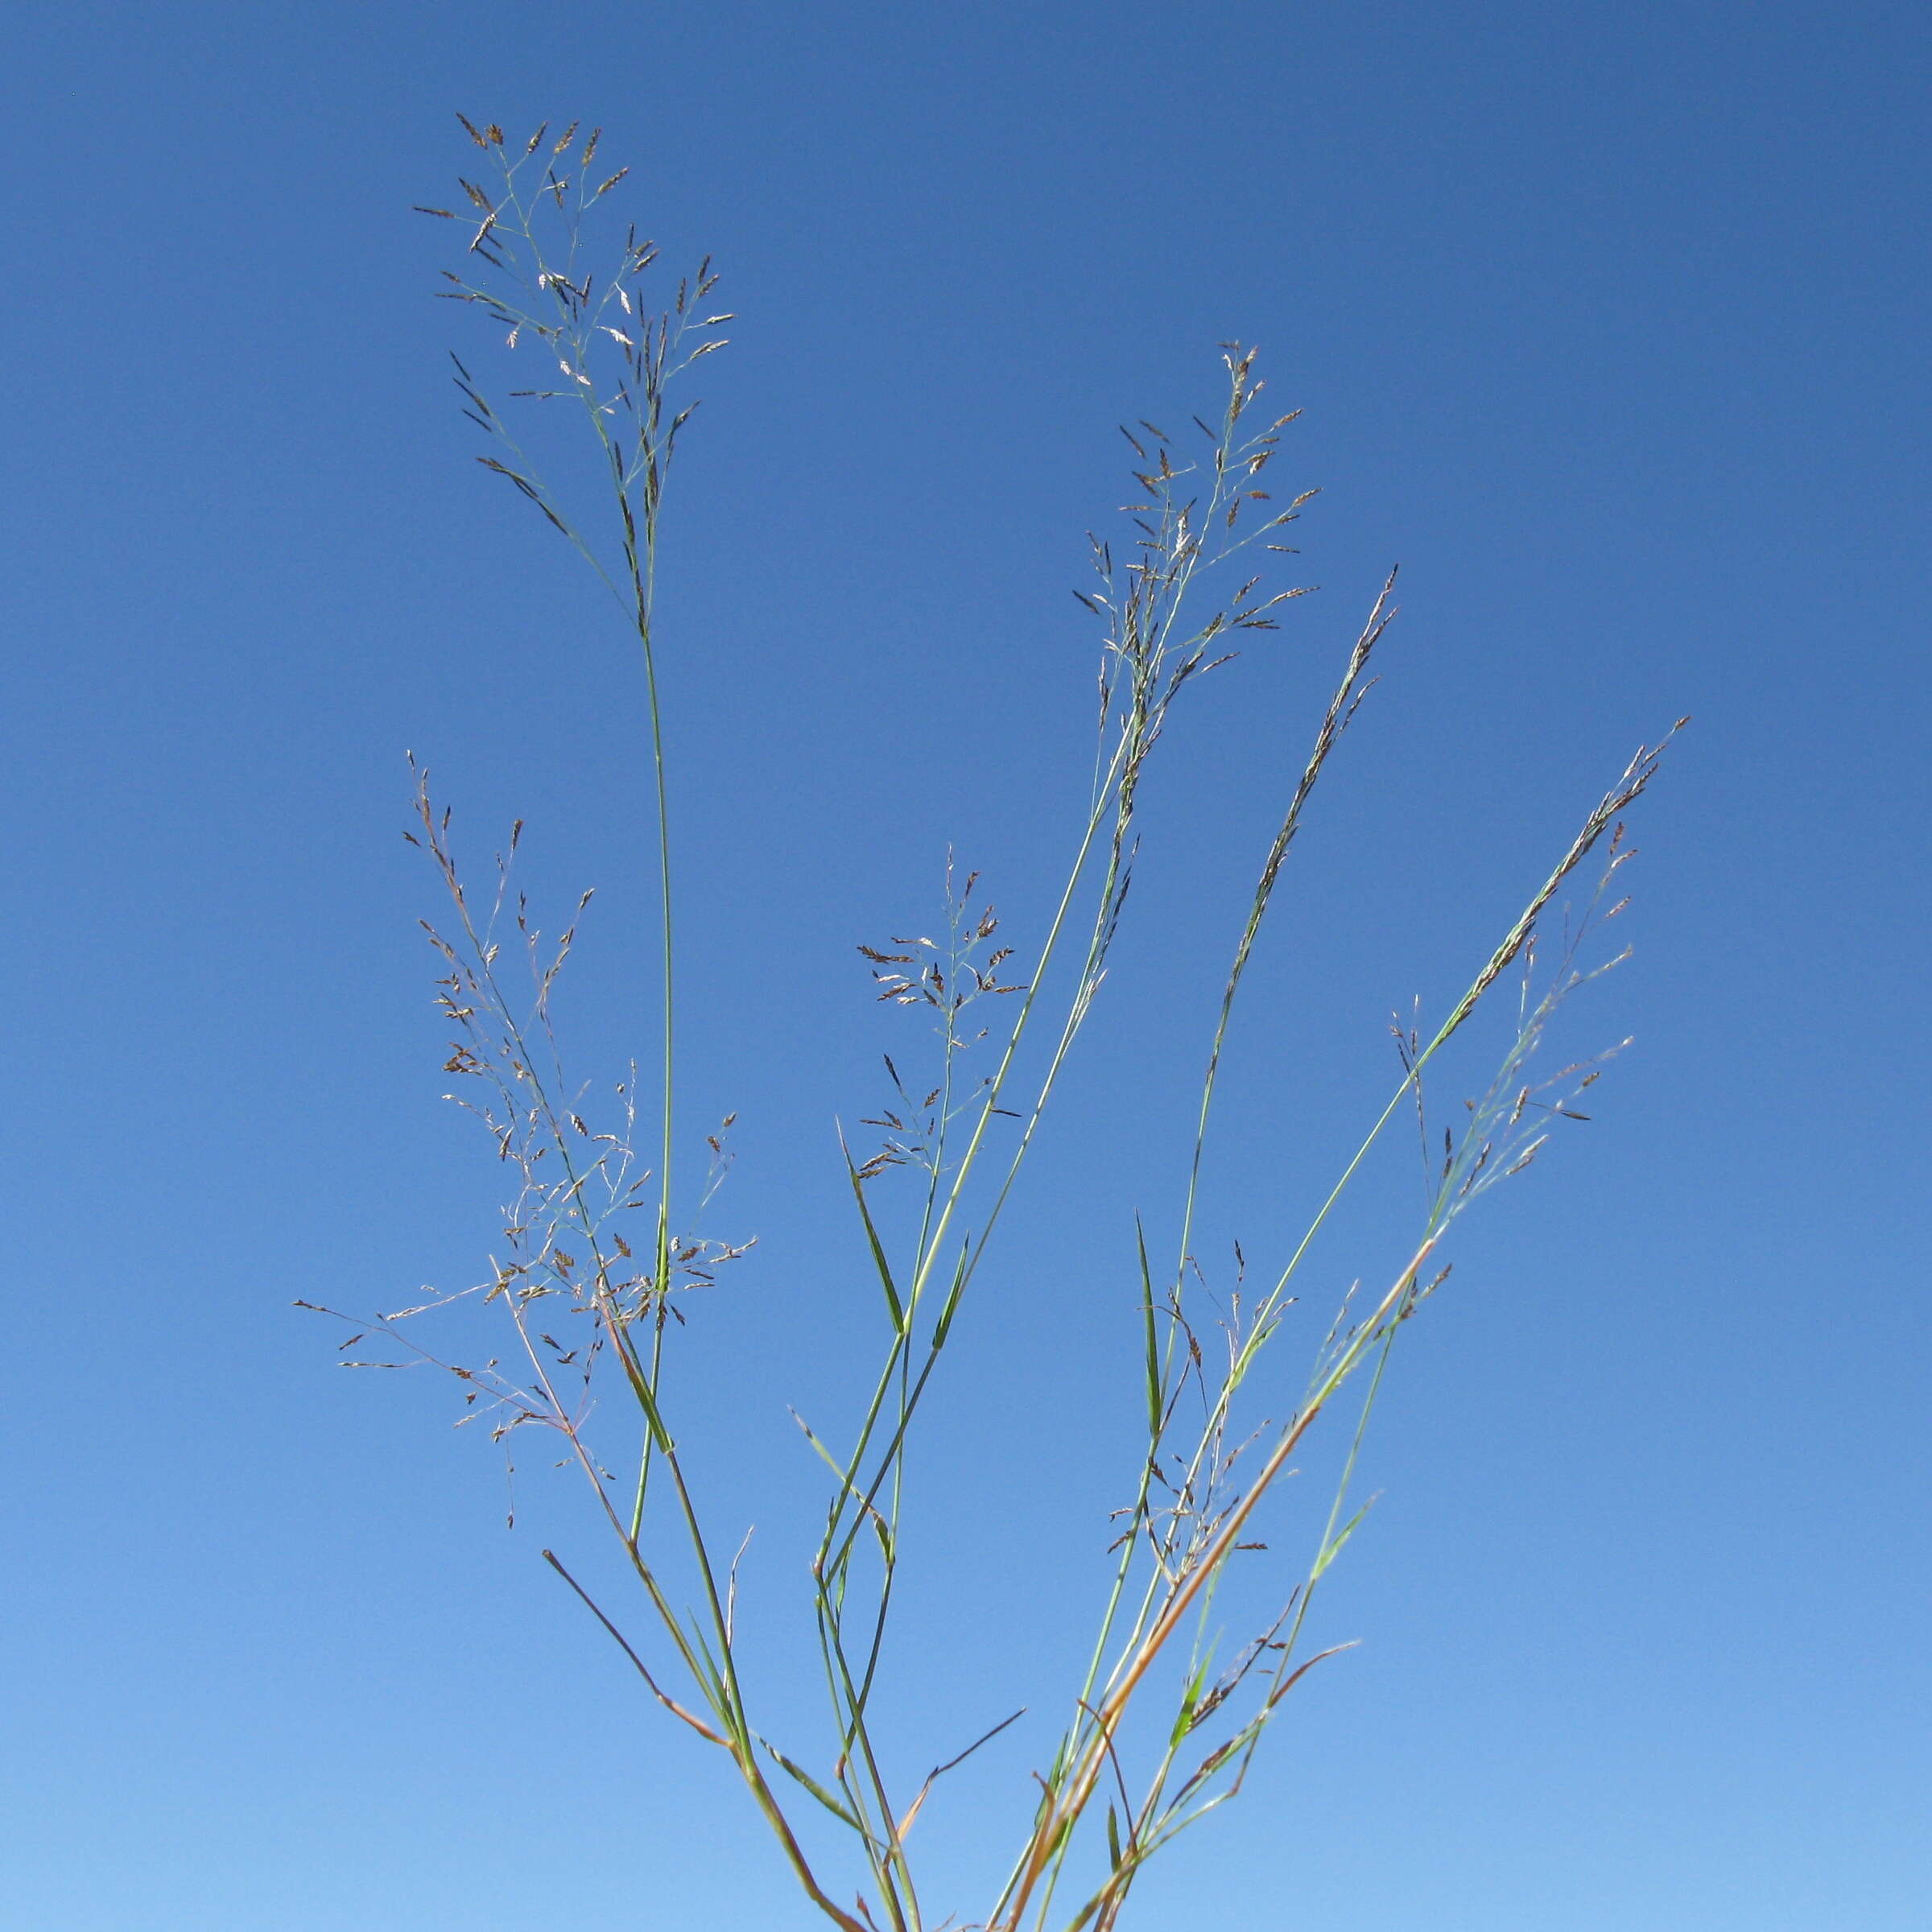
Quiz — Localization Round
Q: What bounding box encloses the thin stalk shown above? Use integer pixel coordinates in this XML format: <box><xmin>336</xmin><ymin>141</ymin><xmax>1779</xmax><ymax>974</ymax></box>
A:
<box><xmin>1059</xmin><ymin>577</ymin><xmax>1396</xmax><ymax>1769</ymax></box>
<box><xmin>993</xmin><ymin>1237</ymin><xmax>1440</xmax><ymax>1930</ymax></box>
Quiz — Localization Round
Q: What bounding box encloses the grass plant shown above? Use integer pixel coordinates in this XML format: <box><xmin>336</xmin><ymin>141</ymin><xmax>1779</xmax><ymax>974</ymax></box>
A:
<box><xmin>309</xmin><ymin>118</ymin><xmax>1684</xmax><ymax>1930</ymax></box>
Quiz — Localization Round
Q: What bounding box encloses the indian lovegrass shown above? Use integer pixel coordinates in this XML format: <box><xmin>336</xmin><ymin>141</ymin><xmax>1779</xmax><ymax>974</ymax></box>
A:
<box><xmin>308</xmin><ymin>117</ymin><xmax>1685</xmax><ymax>1930</ymax></box>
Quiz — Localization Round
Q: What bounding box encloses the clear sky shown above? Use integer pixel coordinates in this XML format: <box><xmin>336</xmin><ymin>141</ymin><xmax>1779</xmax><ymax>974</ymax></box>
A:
<box><xmin>5</xmin><ymin>3</ymin><xmax>1926</xmax><ymax>1929</ymax></box>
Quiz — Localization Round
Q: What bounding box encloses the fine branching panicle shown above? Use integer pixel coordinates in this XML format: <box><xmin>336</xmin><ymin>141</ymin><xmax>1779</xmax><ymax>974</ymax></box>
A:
<box><xmin>310</xmin><ymin>117</ymin><xmax>1685</xmax><ymax>1932</ymax></box>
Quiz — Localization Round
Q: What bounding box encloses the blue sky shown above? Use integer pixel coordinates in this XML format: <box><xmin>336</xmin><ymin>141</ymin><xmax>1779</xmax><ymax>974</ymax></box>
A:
<box><xmin>5</xmin><ymin>3</ymin><xmax>1926</xmax><ymax>1927</ymax></box>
